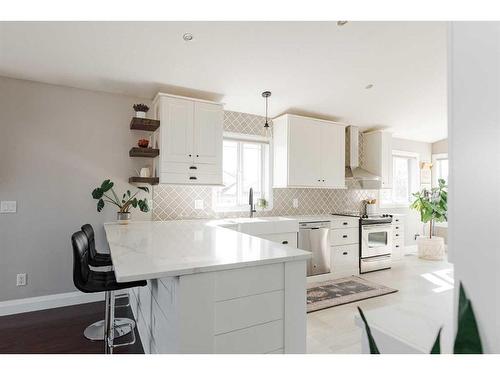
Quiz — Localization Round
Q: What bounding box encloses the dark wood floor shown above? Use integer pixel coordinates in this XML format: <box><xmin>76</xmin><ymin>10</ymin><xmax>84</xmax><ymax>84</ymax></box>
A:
<box><xmin>0</xmin><ymin>301</ymin><xmax>144</xmax><ymax>354</ymax></box>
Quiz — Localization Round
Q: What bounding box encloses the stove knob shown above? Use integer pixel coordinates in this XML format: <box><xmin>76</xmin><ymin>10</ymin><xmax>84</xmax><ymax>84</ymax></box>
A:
<box><xmin>362</xmin><ymin>214</ymin><xmax>368</xmax><ymax>218</ymax></box>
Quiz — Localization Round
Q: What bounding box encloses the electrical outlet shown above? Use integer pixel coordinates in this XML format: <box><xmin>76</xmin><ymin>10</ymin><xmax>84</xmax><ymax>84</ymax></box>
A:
<box><xmin>293</xmin><ymin>199</ymin><xmax>299</xmax><ymax>208</ymax></box>
<box><xmin>194</xmin><ymin>200</ymin><xmax>204</xmax><ymax>210</ymax></box>
<box><xmin>16</xmin><ymin>273</ymin><xmax>27</xmax><ymax>286</ymax></box>
<box><xmin>0</xmin><ymin>201</ymin><xmax>17</xmax><ymax>213</ymax></box>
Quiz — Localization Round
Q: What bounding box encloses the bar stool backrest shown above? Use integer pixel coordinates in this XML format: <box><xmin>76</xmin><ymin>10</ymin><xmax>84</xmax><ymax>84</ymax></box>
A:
<box><xmin>71</xmin><ymin>231</ymin><xmax>91</xmax><ymax>291</ymax></box>
<box><xmin>81</xmin><ymin>224</ymin><xmax>97</xmax><ymax>260</ymax></box>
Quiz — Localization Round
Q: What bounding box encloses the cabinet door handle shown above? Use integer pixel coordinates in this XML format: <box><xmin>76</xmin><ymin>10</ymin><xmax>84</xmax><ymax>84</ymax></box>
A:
<box><xmin>343</xmin><ymin>222</ymin><xmax>348</xmax><ymax>226</ymax></box>
<box><xmin>196</xmin><ymin>154</ymin><xmax>199</xmax><ymax>157</ymax></box>
<box><xmin>342</xmin><ymin>235</ymin><xmax>348</xmax><ymax>238</ymax></box>
<box><xmin>188</xmin><ymin>154</ymin><xmax>192</xmax><ymax>157</ymax></box>
<box><xmin>395</xmin><ymin>234</ymin><xmax>399</xmax><ymax>237</ymax></box>
<box><xmin>322</xmin><ymin>179</ymin><xmax>325</xmax><ymax>182</ymax></box>
<box><xmin>189</xmin><ymin>176</ymin><xmax>197</xmax><ymax>180</ymax></box>
<box><xmin>282</xmin><ymin>241</ymin><xmax>288</xmax><ymax>244</ymax></box>
<box><xmin>395</xmin><ymin>226</ymin><xmax>399</xmax><ymax>229</ymax></box>
<box><xmin>343</xmin><ymin>251</ymin><xmax>348</xmax><ymax>255</ymax></box>
<box><xmin>317</xmin><ymin>179</ymin><xmax>321</xmax><ymax>182</ymax></box>
<box><xmin>189</xmin><ymin>166</ymin><xmax>197</xmax><ymax>170</ymax></box>
<box><xmin>395</xmin><ymin>245</ymin><xmax>400</xmax><ymax>248</ymax></box>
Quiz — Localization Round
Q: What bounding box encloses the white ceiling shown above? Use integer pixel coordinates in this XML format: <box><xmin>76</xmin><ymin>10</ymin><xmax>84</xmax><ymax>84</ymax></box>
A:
<box><xmin>0</xmin><ymin>22</ymin><xmax>447</xmax><ymax>142</ymax></box>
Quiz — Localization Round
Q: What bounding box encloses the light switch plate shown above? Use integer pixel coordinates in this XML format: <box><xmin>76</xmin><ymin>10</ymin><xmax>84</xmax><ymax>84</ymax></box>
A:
<box><xmin>293</xmin><ymin>199</ymin><xmax>299</xmax><ymax>208</ymax></box>
<box><xmin>194</xmin><ymin>200</ymin><xmax>204</xmax><ymax>210</ymax></box>
<box><xmin>0</xmin><ymin>201</ymin><xmax>17</xmax><ymax>213</ymax></box>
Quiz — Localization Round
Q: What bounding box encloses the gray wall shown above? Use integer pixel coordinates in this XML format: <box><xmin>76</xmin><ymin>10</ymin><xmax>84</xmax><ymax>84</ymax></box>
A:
<box><xmin>0</xmin><ymin>76</ymin><xmax>151</xmax><ymax>302</ymax></box>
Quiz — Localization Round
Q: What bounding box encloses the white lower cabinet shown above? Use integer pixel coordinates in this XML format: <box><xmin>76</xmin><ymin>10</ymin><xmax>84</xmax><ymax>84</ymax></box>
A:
<box><xmin>391</xmin><ymin>215</ymin><xmax>405</xmax><ymax>261</ymax></box>
<box><xmin>330</xmin><ymin>218</ymin><xmax>360</xmax><ymax>278</ymax></box>
<box><xmin>258</xmin><ymin>232</ymin><xmax>298</xmax><ymax>248</ymax></box>
<box><xmin>331</xmin><ymin>244</ymin><xmax>359</xmax><ymax>278</ymax></box>
<box><xmin>129</xmin><ymin>261</ymin><xmax>305</xmax><ymax>354</ymax></box>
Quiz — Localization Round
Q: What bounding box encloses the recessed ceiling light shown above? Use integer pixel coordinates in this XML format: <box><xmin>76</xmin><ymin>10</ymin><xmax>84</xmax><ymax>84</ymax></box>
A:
<box><xmin>337</xmin><ymin>21</ymin><xmax>348</xmax><ymax>26</ymax></box>
<box><xmin>183</xmin><ymin>33</ymin><xmax>193</xmax><ymax>41</ymax></box>
<box><xmin>365</xmin><ymin>84</ymin><xmax>374</xmax><ymax>89</ymax></box>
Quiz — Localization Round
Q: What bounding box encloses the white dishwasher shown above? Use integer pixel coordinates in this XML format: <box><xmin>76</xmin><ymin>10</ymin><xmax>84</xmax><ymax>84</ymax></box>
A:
<box><xmin>298</xmin><ymin>221</ymin><xmax>331</xmax><ymax>276</ymax></box>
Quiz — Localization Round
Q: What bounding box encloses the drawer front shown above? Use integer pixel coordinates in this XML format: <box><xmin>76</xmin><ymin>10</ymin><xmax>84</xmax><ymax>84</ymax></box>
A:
<box><xmin>160</xmin><ymin>172</ymin><xmax>222</xmax><ymax>185</ymax></box>
<box><xmin>331</xmin><ymin>228</ymin><xmax>359</xmax><ymax>246</ymax></box>
<box><xmin>331</xmin><ymin>217</ymin><xmax>359</xmax><ymax>229</ymax></box>
<box><xmin>393</xmin><ymin>231</ymin><xmax>403</xmax><ymax>241</ymax></box>
<box><xmin>215</xmin><ymin>319</ymin><xmax>284</xmax><ymax>354</ymax></box>
<box><xmin>162</xmin><ymin>161</ymin><xmax>220</xmax><ymax>175</ymax></box>
<box><xmin>392</xmin><ymin>216</ymin><xmax>403</xmax><ymax>224</ymax></box>
<box><xmin>331</xmin><ymin>244</ymin><xmax>359</xmax><ymax>270</ymax></box>
<box><xmin>258</xmin><ymin>232</ymin><xmax>298</xmax><ymax>248</ymax></box>
<box><xmin>214</xmin><ymin>290</ymin><xmax>284</xmax><ymax>335</ymax></box>
<box><xmin>392</xmin><ymin>238</ymin><xmax>405</xmax><ymax>260</ymax></box>
<box><xmin>392</xmin><ymin>223</ymin><xmax>404</xmax><ymax>233</ymax></box>
<box><xmin>215</xmin><ymin>263</ymin><xmax>284</xmax><ymax>301</ymax></box>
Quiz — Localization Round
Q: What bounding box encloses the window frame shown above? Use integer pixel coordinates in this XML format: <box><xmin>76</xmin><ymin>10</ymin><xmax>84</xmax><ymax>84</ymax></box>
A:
<box><xmin>379</xmin><ymin>150</ymin><xmax>420</xmax><ymax>208</ymax></box>
<box><xmin>432</xmin><ymin>153</ymin><xmax>448</xmax><ymax>187</ymax></box>
<box><xmin>212</xmin><ymin>132</ymin><xmax>273</xmax><ymax>213</ymax></box>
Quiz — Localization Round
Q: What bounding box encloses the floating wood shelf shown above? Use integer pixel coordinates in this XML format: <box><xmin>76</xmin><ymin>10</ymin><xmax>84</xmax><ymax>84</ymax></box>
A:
<box><xmin>129</xmin><ymin>176</ymin><xmax>159</xmax><ymax>185</ymax></box>
<box><xmin>130</xmin><ymin>117</ymin><xmax>160</xmax><ymax>131</ymax></box>
<box><xmin>129</xmin><ymin>147</ymin><xmax>159</xmax><ymax>158</ymax></box>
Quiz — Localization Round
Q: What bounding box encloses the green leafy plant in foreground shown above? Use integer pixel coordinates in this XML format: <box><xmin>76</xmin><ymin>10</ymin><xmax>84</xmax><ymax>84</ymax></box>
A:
<box><xmin>91</xmin><ymin>179</ymin><xmax>149</xmax><ymax>213</ymax></box>
<box><xmin>358</xmin><ymin>283</ymin><xmax>483</xmax><ymax>354</ymax></box>
<box><xmin>410</xmin><ymin>178</ymin><xmax>447</xmax><ymax>239</ymax></box>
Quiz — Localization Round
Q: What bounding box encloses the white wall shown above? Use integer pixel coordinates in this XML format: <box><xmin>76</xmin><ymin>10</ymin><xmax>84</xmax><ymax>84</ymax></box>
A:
<box><xmin>449</xmin><ymin>22</ymin><xmax>500</xmax><ymax>353</ymax></box>
<box><xmin>0</xmin><ymin>76</ymin><xmax>151</xmax><ymax>302</ymax></box>
<box><xmin>380</xmin><ymin>137</ymin><xmax>433</xmax><ymax>248</ymax></box>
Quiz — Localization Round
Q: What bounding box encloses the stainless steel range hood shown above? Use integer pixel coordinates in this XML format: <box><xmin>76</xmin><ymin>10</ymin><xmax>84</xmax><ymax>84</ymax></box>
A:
<box><xmin>345</xmin><ymin>126</ymin><xmax>382</xmax><ymax>189</ymax></box>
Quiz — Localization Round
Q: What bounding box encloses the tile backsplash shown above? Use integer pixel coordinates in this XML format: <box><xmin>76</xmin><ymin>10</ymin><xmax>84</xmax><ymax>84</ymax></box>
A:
<box><xmin>152</xmin><ymin>111</ymin><xmax>378</xmax><ymax>221</ymax></box>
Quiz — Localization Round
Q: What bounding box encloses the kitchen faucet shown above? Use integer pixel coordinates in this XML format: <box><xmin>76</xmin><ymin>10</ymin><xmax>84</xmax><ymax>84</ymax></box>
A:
<box><xmin>249</xmin><ymin>187</ymin><xmax>257</xmax><ymax>218</ymax></box>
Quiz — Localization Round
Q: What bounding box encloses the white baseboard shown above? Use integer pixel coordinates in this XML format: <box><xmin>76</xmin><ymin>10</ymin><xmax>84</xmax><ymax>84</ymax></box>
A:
<box><xmin>0</xmin><ymin>291</ymin><xmax>105</xmax><ymax>317</ymax></box>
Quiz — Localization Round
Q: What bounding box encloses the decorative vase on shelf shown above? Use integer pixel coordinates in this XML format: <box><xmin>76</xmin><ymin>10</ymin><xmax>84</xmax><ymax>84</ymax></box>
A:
<box><xmin>116</xmin><ymin>212</ymin><xmax>131</xmax><ymax>224</ymax></box>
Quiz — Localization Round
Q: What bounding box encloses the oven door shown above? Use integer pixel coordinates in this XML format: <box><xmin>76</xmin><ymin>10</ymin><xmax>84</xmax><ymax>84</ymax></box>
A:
<box><xmin>361</xmin><ymin>224</ymin><xmax>392</xmax><ymax>258</ymax></box>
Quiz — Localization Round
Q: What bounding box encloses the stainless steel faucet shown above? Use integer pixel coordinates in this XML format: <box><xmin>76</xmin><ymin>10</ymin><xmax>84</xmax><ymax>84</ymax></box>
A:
<box><xmin>249</xmin><ymin>187</ymin><xmax>257</xmax><ymax>218</ymax></box>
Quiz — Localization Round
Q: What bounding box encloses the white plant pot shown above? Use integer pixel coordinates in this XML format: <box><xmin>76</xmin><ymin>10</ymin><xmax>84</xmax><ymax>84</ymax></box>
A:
<box><xmin>417</xmin><ymin>236</ymin><xmax>445</xmax><ymax>260</ymax></box>
<box><xmin>117</xmin><ymin>212</ymin><xmax>131</xmax><ymax>225</ymax></box>
<box><xmin>135</xmin><ymin>111</ymin><xmax>146</xmax><ymax>118</ymax></box>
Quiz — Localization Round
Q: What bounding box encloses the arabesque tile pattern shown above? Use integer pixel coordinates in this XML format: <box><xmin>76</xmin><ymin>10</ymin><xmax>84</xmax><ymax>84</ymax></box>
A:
<box><xmin>152</xmin><ymin>111</ymin><xmax>378</xmax><ymax>221</ymax></box>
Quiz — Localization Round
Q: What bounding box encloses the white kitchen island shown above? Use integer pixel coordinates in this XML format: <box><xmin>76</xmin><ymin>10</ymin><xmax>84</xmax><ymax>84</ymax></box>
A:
<box><xmin>104</xmin><ymin>220</ymin><xmax>311</xmax><ymax>354</ymax></box>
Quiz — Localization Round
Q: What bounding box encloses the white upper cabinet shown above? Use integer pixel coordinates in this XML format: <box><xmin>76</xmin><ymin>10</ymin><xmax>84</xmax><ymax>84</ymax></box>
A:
<box><xmin>193</xmin><ymin>101</ymin><xmax>223</xmax><ymax>164</ymax></box>
<box><xmin>362</xmin><ymin>130</ymin><xmax>393</xmax><ymax>189</ymax></box>
<box><xmin>160</xmin><ymin>97</ymin><xmax>194</xmax><ymax>163</ymax></box>
<box><xmin>273</xmin><ymin>114</ymin><xmax>346</xmax><ymax>189</ymax></box>
<box><xmin>153</xmin><ymin>93</ymin><xmax>223</xmax><ymax>185</ymax></box>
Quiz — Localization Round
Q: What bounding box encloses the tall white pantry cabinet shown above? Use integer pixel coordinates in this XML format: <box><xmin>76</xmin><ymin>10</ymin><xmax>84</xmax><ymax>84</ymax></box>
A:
<box><xmin>272</xmin><ymin>114</ymin><xmax>346</xmax><ymax>189</ymax></box>
<box><xmin>152</xmin><ymin>93</ymin><xmax>224</xmax><ymax>185</ymax></box>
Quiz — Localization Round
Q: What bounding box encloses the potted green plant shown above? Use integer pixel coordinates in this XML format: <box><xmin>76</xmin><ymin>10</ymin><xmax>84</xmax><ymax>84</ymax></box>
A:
<box><xmin>410</xmin><ymin>178</ymin><xmax>447</xmax><ymax>260</ymax></box>
<box><xmin>133</xmin><ymin>103</ymin><xmax>149</xmax><ymax>118</ymax></box>
<box><xmin>91</xmin><ymin>179</ymin><xmax>149</xmax><ymax>224</ymax></box>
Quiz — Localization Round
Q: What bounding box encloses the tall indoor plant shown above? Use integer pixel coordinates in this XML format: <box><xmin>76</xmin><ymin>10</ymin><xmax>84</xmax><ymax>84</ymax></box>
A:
<box><xmin>91</xmin><ymin>179</ymin><xmax>149</xmax><ymax>223</ymax></box>
<box><xmin>410</xmin><ymin>178</ymin><xmax>447</xmax><ymax>259</ymax></box>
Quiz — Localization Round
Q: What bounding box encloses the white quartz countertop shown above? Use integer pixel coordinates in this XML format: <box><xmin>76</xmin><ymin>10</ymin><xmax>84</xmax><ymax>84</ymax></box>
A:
<box><xmin>104</xmin><ymin>220</ymin><xmax>311</xmax><ymax>282</ymax></box>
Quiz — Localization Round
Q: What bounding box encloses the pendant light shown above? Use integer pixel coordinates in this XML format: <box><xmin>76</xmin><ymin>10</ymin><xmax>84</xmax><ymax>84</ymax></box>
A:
<box><xmin>262</xmin><ymin>91</ymin><xmax>272</xmax><ymax>138</ymax></box>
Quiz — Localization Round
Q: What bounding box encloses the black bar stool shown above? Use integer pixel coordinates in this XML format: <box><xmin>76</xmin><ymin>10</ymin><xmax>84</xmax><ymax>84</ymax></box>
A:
<box><xmin>80</xmin><ymin>224</ymin><xmax>134</xmax><ymax>341</ymax></box>
<box><xmin>72</xmin><ymin>230</ymin><xmax>146</xmax><ymax>354</ymax></box>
